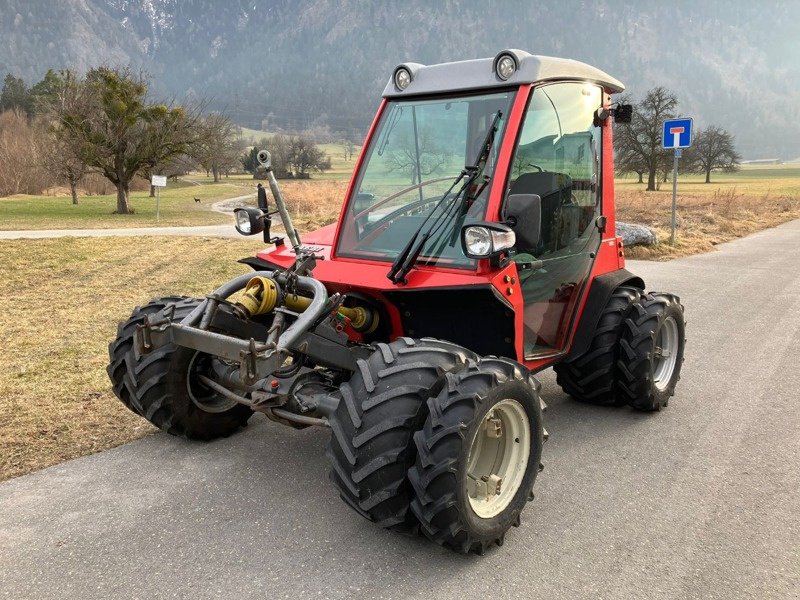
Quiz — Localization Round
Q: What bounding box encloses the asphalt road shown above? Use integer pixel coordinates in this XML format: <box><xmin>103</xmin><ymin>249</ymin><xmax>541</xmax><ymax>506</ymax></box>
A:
<box><xmin>1</xmin><ymin>221</ymin><xmax>798</xmax><ymax>599</ymax></box>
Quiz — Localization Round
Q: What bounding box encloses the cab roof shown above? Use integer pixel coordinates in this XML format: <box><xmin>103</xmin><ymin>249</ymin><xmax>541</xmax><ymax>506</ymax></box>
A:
<box><xmin>382</xmin><ymin>49</ymin><xmax>625</xmax><ymax>98</ymax></box>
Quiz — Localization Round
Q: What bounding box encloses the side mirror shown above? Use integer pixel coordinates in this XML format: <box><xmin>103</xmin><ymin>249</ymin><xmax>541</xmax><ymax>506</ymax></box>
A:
<box><xmin>461</xmin><ymin>222</ymin><xmax>516</xmax><ymax>259</ymax></box>
<box><xmin>613</xmin><ymin>104</ymin><xmax>633</xmax><ymax>124</ymax></box>
<box><xmin>234</xmin><ymin>207</ymin><xmax>266</xmax><ymax>236</ymax></box>
<box><xmin>504</xmin><ymin>193</ymin><xmax>542</xmax><ymax>250</ymax></box>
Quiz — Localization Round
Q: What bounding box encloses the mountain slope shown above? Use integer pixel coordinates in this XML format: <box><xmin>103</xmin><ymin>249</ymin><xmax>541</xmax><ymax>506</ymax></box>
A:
<box><xmin>1</xmin><ymin>0</ymin><xmax>798</xmax><ymax>158</ymax></box>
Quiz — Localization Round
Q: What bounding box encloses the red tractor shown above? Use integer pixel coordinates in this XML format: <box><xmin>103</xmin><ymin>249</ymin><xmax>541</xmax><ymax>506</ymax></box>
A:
<box><xmin>109</xmin><ymin>50</ymin><xmax>685</xmax><ymax>554</ymax></box>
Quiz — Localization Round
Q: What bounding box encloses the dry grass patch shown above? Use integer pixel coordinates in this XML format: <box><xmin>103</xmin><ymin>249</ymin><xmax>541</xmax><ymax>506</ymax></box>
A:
<box><xmin>223</xmin><ymin>178</ymin><xmax>348</xmax><ymax>231</ymax></box>
<box><xmin>280</xmin><ymin>180</ymin><xmax>348</xmax><ymax>230</ymax></box>
<box><xmin>0</xmin><ymin>236</ymin><xmax>260</xmax><ymax>481</ymax></box>
<box><xmin>617</xmin><ymin>187</ymin><xmax>800</xmax><ymax>260</ymax></box>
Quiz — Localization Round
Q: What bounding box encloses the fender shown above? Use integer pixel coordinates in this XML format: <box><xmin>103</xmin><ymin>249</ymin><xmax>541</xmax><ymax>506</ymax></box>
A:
<box><xmin>239</xmin><ymin>256</ymin><xmax>285</xmax><ymax>271</ymax></box>
<box><xmin>561</xmin><ymin>268</ymin><xmax>645</xmax><ymax>362</ymax></box>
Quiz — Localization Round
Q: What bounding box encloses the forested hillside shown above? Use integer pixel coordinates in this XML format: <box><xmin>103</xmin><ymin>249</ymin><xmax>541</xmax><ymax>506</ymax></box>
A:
<box><xmin>2</xmin><ymin>0</ymin><xmax>799</xmax><ymax>158</ymax></box>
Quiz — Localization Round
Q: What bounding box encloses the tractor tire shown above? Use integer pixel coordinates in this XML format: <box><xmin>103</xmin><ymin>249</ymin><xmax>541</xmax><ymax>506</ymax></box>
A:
<box><xmin>107</xmin><ymin>296</ymin><xmax>253</xmax><ymax>439</ymax></box>
<box><xmin>617</xmin><ymin>292</ymin><xmax>686</xmax><ymax>411</ymax></box>
<box><xmin>554</xmin><ymin>286</ymin><xmax>641</xmax><ymax>406</ymax></box>
<box><xmin>326</xmin><ymin>337</ymin><xmax>477</xmax><ymax>532</ymax></box>
<box><xmin>409</xmin><ymin>357</ymin><xmax>544</xmax><ymax>554</ymax></box>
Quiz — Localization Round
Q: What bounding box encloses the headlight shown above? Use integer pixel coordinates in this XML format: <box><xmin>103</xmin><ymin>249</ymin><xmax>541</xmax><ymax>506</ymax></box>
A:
<box><xmin>464</xmin><ymin>226</ymin><xmax>492</xmax><ymax>256</ymax></box>
<box><xmin>394</xmin><ymin>67</ymin><xmax>412</xmax><ymax>91</ymax></box>
<box><xmin>462</xmin><ymin>224</ymin><xmax>516</xmax><ymax>258</ymax></box>
<box><xmin>235</xmin><ymin>209</ymin><xmax>252</xmax><ymax>234</ymax></box>
<box><xmin>495</xmin><ymin>54</ymin><xmax>517</xmax><ymax>80</ymax></box>
<box><xmin>234</xmin><ymin>207</ymin><xmax>265</xmax><ymax>236</ymax></box>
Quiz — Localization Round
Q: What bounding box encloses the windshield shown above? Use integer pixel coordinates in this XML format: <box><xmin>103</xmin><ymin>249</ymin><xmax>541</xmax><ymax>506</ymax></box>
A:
<box><xmin>336</xmin><ymin>91</ymin><xmax>515</xmax><ymax>267</ymax></box>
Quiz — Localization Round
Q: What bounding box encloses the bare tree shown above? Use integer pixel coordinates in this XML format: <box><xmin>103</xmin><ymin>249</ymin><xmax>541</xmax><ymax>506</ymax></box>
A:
<box><xmin>343</xmin><ymin>139</ymin><xmax>355</xmax><ymax>161</ymax></box>
<box><xmin>265</xmin><ymin>134</ymin><xmax>293</xmax><ymax>178</ymax></box>
<box><xmin>39</xmin><ymin>127</ymin><xmax>88</xmax><ymax>205</ymax></box>
<box><xmin>0</xmin><ymin>109</ymin><xmax>49</xmax><ymax>196</ymax></box>
<box><xmin>685</xmin><ymin>125</ymin><xmax>741</xmax><ymax>183</ymax></box>
<box><xmin>254</xmin><ymin>134</ymin><xmax>331</xmax><ymax>178</ymax></box>
<box><xmin>191</xmin><ymin>113</ymin><xmax>243</xmax><ymax>182</ymax></box>
<box><xmin>36</xmin><ymin>71</ymin><xmax>87</xmax><ymax>204</ymax></box>
<box><xmin>386</xmin><ymin>128</ymin><xmax>448</xmax><ymax>183</ymax></box>
<box><xmin>613</xmin><ymin>87</ymin><xmax>678</xmax><ymax>191</ymax></box>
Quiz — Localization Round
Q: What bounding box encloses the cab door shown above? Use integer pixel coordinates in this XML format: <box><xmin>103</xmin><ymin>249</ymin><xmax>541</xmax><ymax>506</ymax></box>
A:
<box><xmin>503</xmin><ymin>82</ymin><xmax>604</xmax><ymax>357</ymax></box>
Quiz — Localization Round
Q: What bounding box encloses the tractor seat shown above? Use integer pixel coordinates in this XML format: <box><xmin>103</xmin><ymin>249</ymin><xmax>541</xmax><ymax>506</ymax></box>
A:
<box><xmin>508</xmin><ymin>172</ymin><xmax>573</xmax><ymax>254</ymax></box>
<box><xmin>509</xmin><ymin>171</ymin><xmax>572</xmax><ymax>199</ymax></box>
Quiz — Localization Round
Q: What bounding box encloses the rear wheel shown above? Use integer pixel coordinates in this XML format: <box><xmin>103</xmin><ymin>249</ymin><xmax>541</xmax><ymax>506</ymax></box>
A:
<box><xmin>554</xmin><ymin>286</ymin><xmax>641</xmax><ymax>406</ymax></box>
<box><xmin>107</xmin><ymin>297</ymin><xmax>253</xmax><ymax>439</ymax></box>
<box><xmin>326</xmin><ymin>338</ymin><xmax>476</xmax><ymax>532</ymax></box>
<box><xmin>617</xmin><ymin>292</ymin><xmax>686</xmax><ymax>411</ymax></box>
<box><xmin>409</xmin><ymin>357</ymin><xmax>544</xmax><ymax>554</ymax></box>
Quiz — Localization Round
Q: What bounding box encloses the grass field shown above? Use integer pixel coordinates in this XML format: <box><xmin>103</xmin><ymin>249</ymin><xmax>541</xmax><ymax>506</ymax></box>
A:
<box><xmin>0</xmin><ymin>180</ymin><xmax>237</xmax><ymax>230</ymax></box>
<box><xmin>0</xmin><ymin>236</ymin><xmax>259</xmax><ymax>482</ymax></box>
<box><xmin>617</xmin><ymin>164</ymin><xmax>800</xmax><ymax>259</ymax></box>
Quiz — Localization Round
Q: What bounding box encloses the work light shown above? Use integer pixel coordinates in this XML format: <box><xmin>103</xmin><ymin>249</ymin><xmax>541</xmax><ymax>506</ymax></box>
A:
<box><xmin>394</xmin><ymin>67</ymin><xmax>412</xmax><ymax>91</ymax></box>
<box><xmin>496</xmin><ymin>54</ymin><xmax>517</xmax><ymax>80</ymax></box>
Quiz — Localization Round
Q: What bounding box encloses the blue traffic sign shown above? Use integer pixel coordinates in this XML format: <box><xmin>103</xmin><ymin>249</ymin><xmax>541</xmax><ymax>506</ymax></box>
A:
<box><xmin>662</xmin><ymin>118</ymin><xmax>693</xmax><ymax>149</ymax></box>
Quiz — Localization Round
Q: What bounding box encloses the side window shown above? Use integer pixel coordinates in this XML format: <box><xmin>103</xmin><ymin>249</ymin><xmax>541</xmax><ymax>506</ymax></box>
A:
<box><xmin>507</xmin><ymin>83</ymin><xmax>602</xmax><ymax>256</ymax></box>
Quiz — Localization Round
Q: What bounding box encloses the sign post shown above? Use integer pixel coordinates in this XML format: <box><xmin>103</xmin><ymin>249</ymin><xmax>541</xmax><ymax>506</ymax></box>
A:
<box><xmin>662</xmin><ymin>118</ymin><xmax>693</xmax><ymax>245</ymax></box>
<box><xmin>151</xmin><ymin>175</ymin><xmax>167</xmax><ymax>222</ymax></box>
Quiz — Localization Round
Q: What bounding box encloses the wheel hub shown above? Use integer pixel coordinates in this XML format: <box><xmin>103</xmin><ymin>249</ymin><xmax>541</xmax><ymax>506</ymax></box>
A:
<box><xmin>653</xmin><ymin>316</ymin><xmax>680</xmax><ymax>392</ymax></box>
<box><xmin>465</xmin><ymin>399</ymin><xmax>531</xmax><ymax>519</ymax></box>
<box><xmin>186</xmin><ymin>352</ymin><xmax>238</xmax><ymax>413</ymax></box>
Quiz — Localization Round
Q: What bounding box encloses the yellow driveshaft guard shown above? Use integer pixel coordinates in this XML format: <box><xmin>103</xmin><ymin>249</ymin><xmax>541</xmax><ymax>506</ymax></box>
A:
<box><xmin>238</xmin><ymin>276</ymin><xmax>378</xmax><ymax>332</ymax></box>
<box><xmin>238</xmin><ymin>276</ymin><xmax>280</xmax><ymax>316</ymax></box>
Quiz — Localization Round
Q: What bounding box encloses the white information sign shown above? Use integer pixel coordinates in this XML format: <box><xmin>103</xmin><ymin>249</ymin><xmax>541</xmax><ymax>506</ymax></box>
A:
<box><xmin>151</xmin><ymin>175</ymin><xmax>167</xmax><ymax>187</ymax></box>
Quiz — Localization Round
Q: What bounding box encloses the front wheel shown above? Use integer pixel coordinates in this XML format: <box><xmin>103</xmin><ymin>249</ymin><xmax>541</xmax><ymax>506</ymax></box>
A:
<box><xmin>617</xmin><ymin>292</ymin><xmax>686</xmax><ymax>411</ymax></box>
<box><xmin>107</xmin><ymin>297</ymin><xmax>253</xmax><ymax>439</ymax></box>
<box><xmin>409</xmin><ymin>357</ymin><xmax>544</xmax><ymax>554</ymax></box>
<box><xmin>326</xmin><ymin>337</ymin><xmax>477</xmax><ymax>532</ymax></box>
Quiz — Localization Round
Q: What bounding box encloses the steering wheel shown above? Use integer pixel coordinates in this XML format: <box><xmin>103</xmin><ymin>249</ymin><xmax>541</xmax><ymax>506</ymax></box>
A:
<box><xmin>353</xmin><ymin>176</ymin><xmax>454</xmax><ymax>221</ymax></box>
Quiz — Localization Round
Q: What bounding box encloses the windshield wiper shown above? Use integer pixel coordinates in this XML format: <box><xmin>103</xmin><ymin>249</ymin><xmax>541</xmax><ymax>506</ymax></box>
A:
<box><xmin>386</xmin><ymin>110</ymin><xmax>503</xmax><ymax>284</ymax></box>
<box><xmin>386</xmin><ymin>168</ymin><xmax>473</xmax><ymax>284</ymax></box>
<box><xmin>376</xmin><ymin>106</ymin><xmax>403</xmax><ymax>156</ymax></box>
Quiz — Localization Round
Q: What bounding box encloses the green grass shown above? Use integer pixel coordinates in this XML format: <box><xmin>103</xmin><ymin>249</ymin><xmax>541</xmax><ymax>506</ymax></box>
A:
<box><xmin>238</xmin><ymin>126</ymin><xmax>276</xmax><ymax>142</ymax></box>
<box><xmin>0</xmin><ymin>180</ymin><xmax>245</xmax><ymax>230</ymax></box>
<box><xmin>616</xmin><ymin>163</ymin><xmax>800</xmax><ymax>197</ymax></box>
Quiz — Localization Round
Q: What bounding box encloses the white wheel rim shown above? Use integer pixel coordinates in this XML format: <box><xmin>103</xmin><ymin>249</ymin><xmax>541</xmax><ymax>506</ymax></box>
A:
<box><xmin>465</xmin><ymin>399</ymin><xmax>531</xmax><ymax>519</ymax></box>
<box><xmin>653</xmin><ymin>316</ymin><xmax>679</xmax><ymax>392</ymax></box>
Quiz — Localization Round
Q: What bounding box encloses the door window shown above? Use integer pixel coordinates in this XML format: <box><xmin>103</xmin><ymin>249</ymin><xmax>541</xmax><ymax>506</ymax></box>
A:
<box><xmin>505</xmin><ymin>82</ymin><xmax>603</xmax><ymax>356</ymax></box>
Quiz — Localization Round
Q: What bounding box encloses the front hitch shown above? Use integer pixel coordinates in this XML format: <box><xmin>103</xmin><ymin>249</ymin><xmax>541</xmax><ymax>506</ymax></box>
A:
<box><xmin>135</xmin><ymin>269</ymin><xmax>330</xmax><ymax>386</ymax></box>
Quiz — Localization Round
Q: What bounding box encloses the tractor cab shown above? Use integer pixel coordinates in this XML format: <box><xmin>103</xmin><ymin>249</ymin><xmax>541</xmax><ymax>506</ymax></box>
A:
<box><xmin>263</xmin><ymin>50</ymin><xmax>631</xmax><ymax>364</ymax></box>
